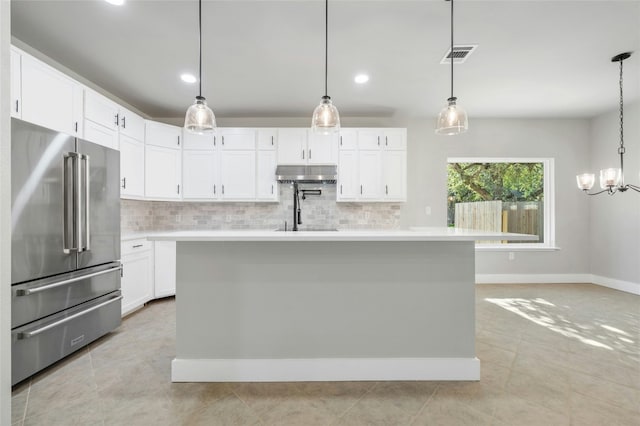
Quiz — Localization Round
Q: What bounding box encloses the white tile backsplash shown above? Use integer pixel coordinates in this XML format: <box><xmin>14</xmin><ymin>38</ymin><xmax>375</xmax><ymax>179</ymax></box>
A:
<box><xmin>121</xmin><ymin>185</ymin><xmax>401</xmax><ymax>234</ymax></box>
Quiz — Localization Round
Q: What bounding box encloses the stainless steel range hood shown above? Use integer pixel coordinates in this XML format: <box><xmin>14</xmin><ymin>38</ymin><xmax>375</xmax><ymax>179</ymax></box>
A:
<box><xmin>276</xmin><ymin>165</ymin><xmax>337</xmax><ymax>184</ymax></box>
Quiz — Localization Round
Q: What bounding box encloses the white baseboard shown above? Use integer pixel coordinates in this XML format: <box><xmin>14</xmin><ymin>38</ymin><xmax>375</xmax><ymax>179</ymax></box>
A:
<box><xmin>172</xmin><ymin>357</ymin><xmax>480</xmax><ymax>382</ymax></box>
<box><xmin>475</xmin><ymin>274</ymin><xmax>591</xmax><ymax>284</ymax></box>
<box><xmin>590</xmin><ymin>275</ymin><xmax>640</xmax><ymax>295</ymax></box>
<box><xmin>475</xmin><ymin>273</ymin><xmax>639</xmax><ymax>295</ymax></box>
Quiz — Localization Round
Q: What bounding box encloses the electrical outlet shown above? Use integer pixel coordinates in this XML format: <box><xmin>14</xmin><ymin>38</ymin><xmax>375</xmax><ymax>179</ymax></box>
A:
<box><xmin>508</xmin><ymin>252</ymin><xmax>515</xmax><ymax>261</ymax></box>
<box><xmin>425</xmin><ymin>206</ymin><xmax>432</xmax><ymax>216</ymax></box>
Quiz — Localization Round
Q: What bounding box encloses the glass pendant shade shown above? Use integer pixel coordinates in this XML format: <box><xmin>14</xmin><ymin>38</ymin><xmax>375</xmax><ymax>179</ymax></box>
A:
<box><xmin>435</xmin><ymin>97</ymin><xmax>468</xmax><ymax>135</ymax></box>
<box><xmin>311</xmin><ymin>96</ymin><xmax>340</xmax><ymax>134</ymax></box>
<box><xmin>576</xmin><ymin>173</ymin><xmax>595</xmax><ymax>190</ymax></box>
<box><xmin>184</xmin><ymin>96</ymin><xmax>216</xmax><ymax>134</ymax></box>
<box><xmin>599</xmin><ymin>168</ymin><xmax>621</xmax><ymax>189</ymax></box>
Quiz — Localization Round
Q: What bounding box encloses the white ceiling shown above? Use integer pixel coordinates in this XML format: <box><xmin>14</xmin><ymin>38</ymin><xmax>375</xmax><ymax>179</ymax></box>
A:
<box><xmin>10</xmin><ymin>0</ymin><xmax>640</xmax><ymax>120</ymax></box>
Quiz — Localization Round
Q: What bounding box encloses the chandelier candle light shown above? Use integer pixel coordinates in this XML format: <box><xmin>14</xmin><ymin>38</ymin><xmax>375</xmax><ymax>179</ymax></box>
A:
<box><xmin>184</xmin><ymin>0</ymin><xmax>216</xmax><ymax>134</ymax></box>
<box><xmin>311</xmin><ymin>0</ymin><xmax>340</xmax><ymax>134</ymax></box>
<box><xmin>576</xmin><ymin>52</ymin><xmax>639</xmax><ymax>195</ymax></box>
<box><xmin>435</xmin><ymin>0</ymin><xmax>468</xmax><ymax>135</ymax></box>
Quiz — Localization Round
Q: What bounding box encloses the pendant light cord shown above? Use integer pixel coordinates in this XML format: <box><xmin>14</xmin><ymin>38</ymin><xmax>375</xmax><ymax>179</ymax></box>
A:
<box><xmin>619</xmin><ymin>59</ymin><xmax>624</xmax><ymax>152</ymax></box>
<box><xmin>199</xmin><ymin>0</ymin><xmax>203</xmax><ymax>98</ymax></box>
<box><xmin>450</xmin><ymin>0</ymin><xmax>454</xmax><ymax>99</ymax></box>
<box><xmin>324</xmin><ymin>0</ymin><xmax>328</xmax><ymax>97</ymax></box>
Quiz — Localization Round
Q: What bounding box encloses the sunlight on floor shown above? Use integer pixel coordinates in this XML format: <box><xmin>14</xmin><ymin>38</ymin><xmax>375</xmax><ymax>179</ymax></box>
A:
<box><xmin>485</xmin><ymin>297</ymin><xmax>614</xmax><ymax>350</ymax></box>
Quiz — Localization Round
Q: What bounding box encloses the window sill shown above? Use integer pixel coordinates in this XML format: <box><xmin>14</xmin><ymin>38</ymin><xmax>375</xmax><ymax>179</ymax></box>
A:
<box><xmin>475</xmin><ymin>244</ymin><xmax>560</xmax><ymax>252</ymax></box>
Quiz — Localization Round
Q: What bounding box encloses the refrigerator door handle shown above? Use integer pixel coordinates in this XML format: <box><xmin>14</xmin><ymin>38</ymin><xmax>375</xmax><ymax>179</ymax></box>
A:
<box><xmin>16</xmin><ymin>295</ymin><xmax>123</xmax><ymax>339</ymax></box>
<box><xmin>82</xmin><ymin>154</ymin><xmax>91</xmax><ymax>252</ymax></box>
<box><xmin>75</xmin><ymin>151</ymin><xmax>84</xmax><ymax>253</ymax></box>
<box><xmin>63</xmin><ymin>152</ymin><xmax>79</xmax><ymax>253</ymax></box>
<box><xmin>15</xmin><ymin>265</ymin><xmax>122</xmax><ymax>296</ymax></box>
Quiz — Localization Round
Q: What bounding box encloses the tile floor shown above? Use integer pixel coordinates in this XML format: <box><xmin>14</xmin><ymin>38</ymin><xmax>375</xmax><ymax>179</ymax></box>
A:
<box><xmin>11</xmin><ymin>283</ymin><xmax>640</xmax><ymax>425</ymax></box>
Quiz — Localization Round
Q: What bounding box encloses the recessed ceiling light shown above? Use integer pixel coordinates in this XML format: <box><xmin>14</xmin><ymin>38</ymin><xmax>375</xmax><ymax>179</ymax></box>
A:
<box><xmin>354</xmin><ymin>74</ymin><xmax>369</xmax><ymax>84</ymax></box>
<box><xmin>105</xmin><ymin>0</ymin><xmax>125</xmax><ymax>5</ymax></box>
<box><xmin>180</xmin><ymin>73</ymin><xmax>197</xmax><ymax>84</ymax></box>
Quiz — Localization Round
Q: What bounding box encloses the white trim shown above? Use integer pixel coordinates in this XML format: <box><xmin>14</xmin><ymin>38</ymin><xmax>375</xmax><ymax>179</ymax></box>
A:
<box><xmin>171</xmin><ymin>357</ymin><xmax>480</xmax><ymax>382</ymax></box>
<box><xmin>591</xmin><ymin>275</ymin><xmax>640</xmax><ymax>295</ymax></box>
<box><xmin>476</xmin><ymin>274</ymin><xmax>591</xmax><ymax>284</ymax></box>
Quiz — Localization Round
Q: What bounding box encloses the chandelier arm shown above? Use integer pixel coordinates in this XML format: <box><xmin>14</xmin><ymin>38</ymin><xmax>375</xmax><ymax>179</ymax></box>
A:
<box><xmin>626</xmin><ymin>184</ymin><xmax>640</xmax><ymax>192</ymax></box>
<box><xmin>583</xmin><ymin>188</ymin><xmax>612</xmax><ymax>196</ymax></box>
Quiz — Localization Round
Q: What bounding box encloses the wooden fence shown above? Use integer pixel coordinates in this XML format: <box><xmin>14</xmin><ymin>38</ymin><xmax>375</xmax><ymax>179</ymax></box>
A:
<box><xmin>454</xmin><ymin>201</ymin><xmax>543</xmax><ymax>243</ymax></box>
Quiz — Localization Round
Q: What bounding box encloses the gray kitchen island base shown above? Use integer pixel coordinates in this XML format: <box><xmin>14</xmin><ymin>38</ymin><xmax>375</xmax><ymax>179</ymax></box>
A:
<box><xmin>170</xmin><ymin>239</ymin><xmax>480</xmax><ymax>382</ymax></box>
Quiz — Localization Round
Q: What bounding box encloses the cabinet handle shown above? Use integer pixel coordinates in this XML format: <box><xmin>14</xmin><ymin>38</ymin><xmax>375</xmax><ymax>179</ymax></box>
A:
<box><xmin>309</xmin><ymin>149</ymin><xmax>312</xmax><ymax>159</ymax></box>
<box><xmin>385</xmin><ymin>136</ymin><xmax>388</xmax><ymax>146</ymax></box>
<box><xmin>213</xmin><ymin>136</ymin><xmax>216</xmax><ymax>147</ymax></box>
<box><xmin>213</xmin><ymin>184</ymin><xmax>216</xmax><ymax>195</ymax></box>
<box><xmin>75</xmin><ymin>122</ymin><xmax>78</xmax><ymax>132</ymax></box>
<box><xmin>121</xmin><ymin>177</ymin><xmax>126</xmax><ymax>189</ymax></box>
<box><xmin>340</xmin><ymin>184</ymin><xmax>343</xmax><ymax>195</ymax></box>
<box><xmin>271</xmin><ymin>136</ymin><xmax>274</xmax><ymax>146</ymax></box>
<box><xmin>114</xmin><ymin>114</ymin><xmax>119</xmax><ymax>126</ymax></box>
<box><xmin>132</xmin><ymin>244</ymin><xmax>143</xmax><ymax>248</ymax></box>
<box><xmin>222</xmin><ymin>136</ymin><xmax>224</xmax><ymax>146</ymax></box>
<box><xmin>222</xmin><ymin>185</ymin><xmax>225</xmax><ymax>195</ymax></box>
<box><xmin>340</xmin><ymin>136</ymin><xmax>343</xmax><ymax>146</ymax></box>
<box><xmin>386</xmin><ymin>185</ymin><xmax>388</xmax><ymax>195</ymax></box>
<box><xmin>377</xmin><ymin>136</ymin><xmax>380</xmax><ymax>146</ymax></box>
<box><xmin>15</xmin><ymin>100</ymin><xmax>19</xmax><ymax>113</ymax></box>
<box><xmin>271</xmin><ymin>184</ymin><xmax>274</xmax><ymax>195</ymax></box>
<box><xmin>177</xmin><ymin>136</ymin><xmax>180</xmax><ymax>146</ymax></box>
<box><xmin>122</xmin><ymin>116</ymin><xmax>126</xmax><ymax>129</ymax></box>
<box><xmin>360</xmin><ymin>185</ymin><xmax>363</xmax><ymax>195</ymax></box>
<box><xmin>177</xmin><ymin>184</ymin><xmax>180</xmax><ymax>194</ymax></box>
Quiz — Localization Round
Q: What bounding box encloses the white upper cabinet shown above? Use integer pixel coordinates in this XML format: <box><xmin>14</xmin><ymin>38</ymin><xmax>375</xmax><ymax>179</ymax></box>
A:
<box><xmin>382</xmin><ymin>129</ymin><xmax>407</xmax><ymax>150</ymax></box>
<box><xmin>20</xmin><ymin>54</ymin><xmax>82</xmax><ymax>136</ymax></box>
<box><xmin>84</xmin><ymin>120</ymin><xmax>119</xmax><ymax>150</ymax></box>
<box><xmin>145</xmin><ymin>121</ymin><xmax>182</xmax><ymax>149</ymax></box>
<box><xmin>10</xmin><ymin>48</ymin><xmax>21</xmax><ymax>118</ymax></box>
<box><xmin>277</xmin><ymin>128</ymin><xmax>308</xmax><ymax>164</ymax></box>
<box><xmin>220</xmin><ymin>151</ymin><xmax>256</xmax><ymax>200</ymax></box>
<box><xmin>307</xmin><ymin>132</ymin><xmax>339</xmax><ymax>164</ymax></box>
<box><xmin>183</xmin><ymin>130</ymin><xmax>216</xmax><ymax>150</ymax></box>
<box><xmin>256</xmin><ymin>150</ymin><xmax>278</xmax><ymax>201</ymax></box>
<box><xmin>257</xmin><ymin>129</ymin><xmax>277</xmax><ymax>150</ymax></box>
<box><xmin>84</xmin><ymin>88</ymin><xmax>119</xmax><ymax>131</ymax></box>
<box><xmin>358</xmin><ymin>129</ymin><xmax>383</xmax><ymax>150</ymax></box>
<box><xmin>118</xmin><ymin>107</ymin><xmax>145</xmax><ymax>142</ymax></box>
<box><xmin>337</xmin><ymin>150</ymin><xmax>358</xmax><ymax>201</ymax></box>
<box><xmin>220</xmin><ymin>128</ymin><xmax>256</xmax><ymax>150</ymax></box>
<box><xmin>182</xmin><ymin>150</ymin><xmax>218</xmax><ymax>199</ymax></box>
<box><xmin>145</xmin><ymin>145</ymin><xmax>182</xmax><ymax>200</ymax></box>
<box><xmin>120</xmin><ymin>135</ymin><xmax>145</xmax><ymax>199</ymax></box>
<box><xmin>339</xmin><ymin>129</ymin><xmax>357</xmax><ymax>150</ymax></box>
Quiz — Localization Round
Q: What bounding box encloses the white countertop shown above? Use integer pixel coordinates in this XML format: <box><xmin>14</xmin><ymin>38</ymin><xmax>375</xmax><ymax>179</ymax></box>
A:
<box><xmin>144</xmin><ymin>227</ymin><xmax>538</xmax><ymax>242</ymax></box>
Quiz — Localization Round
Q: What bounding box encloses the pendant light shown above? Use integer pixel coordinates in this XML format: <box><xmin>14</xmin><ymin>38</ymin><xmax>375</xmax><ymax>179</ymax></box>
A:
<box><xmin>435</xmin><ymin>0</ymin><xmax>468</xmax><ymax>135</ymax></box>
<box><xmin>184</xmin><ymin>0</ymin><xmax>216</xmax><ymax>134</ymax></box>
<box><xmin>311</xmin><ymin>0</ymin><xmax>340</xmax><ymax>135</ymax></box>
<box><xmin>576</xmin><ymin>52</ymin><xmax>639</xmax><ymax>195</ymax></box>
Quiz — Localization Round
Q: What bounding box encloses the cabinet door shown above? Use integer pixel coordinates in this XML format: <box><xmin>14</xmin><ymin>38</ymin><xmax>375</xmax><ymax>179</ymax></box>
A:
<box><xmin>337</xmin><ymin>150</ymin><xmax>358</xmax><ymax>201</ymax></box>
<box><xmin>183</xmin><ymin>150</ymin><xmax>218</xmax><ymax>199</ymax></box>
<box><xmin>220</xmin><ymin>151</ymin><xmax>256</xmax><ymax>200</ymax></box>
<box><xmin>383</xmin><ymin>129</ymin><xmax>407</xmax><ymax>150</ymax></box>
<box><xmin>154</xmin><ymin>241</ymin><xmax>176</xmax><ymax>298</ymax></box>
<box><xmin>121</xmin><ymin>251</ymin><xmax>153</xmax><ymax>316</ymax></box>
<box><xmin>277</xmin><ymin>128</ymin><xmax>307</xmax><ymax>164</ymax></box>
<box><xmin>257</xmin><ymin>150</ymin><xmax>278</xmax><ymax>200</ymax></box>
<box><xmin>120</xmin><ymin>135</ymin><xmax>145</xmax><ymax>198</ymax></box>
<box><xmin>84</xmin><ymin>120</ymin><xmax>119</xmax><ymax>150</ymax></box>
<box><xmin>119</xmin><ymin>107</ymin><xmax>145</xmax><ymax>141</ymax></box>
<box><xmin>339</xmin><ymin>129</ymin><xmax>357</xmax><ymax>150</ymax></box>
<box><xmin>308</xmin><ymin>132</ymin><xmax>338</xmax><ymax>164</ymax></box>
<box><xmin>382</xmin><ymin>150</ymin><xmax>406</xmax><ymax>201</ymax></box>
<box><xmin>358</xmin><ymin>129</ymin><xmax>382</xmax><ymax>150</ymax></box>
<box><xmin>257</xmin><ymin>129</ymin><xmax>277</xmax><ymax>150</ymax></box>
<box><xmin>21</xmin><ymin>55</ymin><xmax>80</xmax><ymax>136</ymax></box>
<box><xmin>358</xmin><ymin>150</ymin><xmax>382</xmax><ymax>200</ymax></box>
<box><xmin>145</xmin><ymin>121</ymin><xmax>182</xmax><ymax>149</ymax></box>
<box><xmin>10</xmin><ymin>48</ymin><xmax>21</xmax><ymax>118</ymax></box>
<box><xmin>145</xmin><ymin>145</ymin><xmax>182</xmax><ymax>199</ymax></box>
<box><xmin>220</xmin><ymin>128</ymin><xmax>256</xmax><ymax>150</ymax></box>
<box><xmin>183</xmin><ymin>130</ymin><xmax>216</xmax><ymax>150</ymax></box>
<box><xmin>84</xmin><ymin>89</ymin><xmax>119</xmax><ymax>131</ymax></box>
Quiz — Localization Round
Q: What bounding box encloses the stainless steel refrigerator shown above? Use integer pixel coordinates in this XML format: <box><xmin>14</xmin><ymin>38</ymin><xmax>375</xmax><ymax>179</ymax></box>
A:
<box><xmin>11</xmin><ymin>118</ymin><xmax>122</xmax><ymax>385</ymax></box>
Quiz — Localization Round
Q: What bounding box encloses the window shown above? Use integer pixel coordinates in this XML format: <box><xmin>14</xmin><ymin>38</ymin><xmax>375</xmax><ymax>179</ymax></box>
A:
<box><xmin>447</xmin><ymin>158</ymin><xmax>555</xmax><ymax>249</ymax></box>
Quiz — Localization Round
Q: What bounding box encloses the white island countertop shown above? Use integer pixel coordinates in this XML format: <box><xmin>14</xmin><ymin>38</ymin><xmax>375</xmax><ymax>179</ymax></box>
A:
<box><xmin>146</xmin><ymin>227</ymin><xmax>538</xmax><ymax>242</ymax></box>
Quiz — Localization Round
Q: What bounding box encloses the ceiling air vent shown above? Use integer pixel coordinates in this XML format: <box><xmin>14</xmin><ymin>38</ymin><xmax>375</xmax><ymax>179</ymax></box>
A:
<box><xmin>440</xmin><ymin>45</ymin><xmax>478</xmax><ymax>64</ymax></box>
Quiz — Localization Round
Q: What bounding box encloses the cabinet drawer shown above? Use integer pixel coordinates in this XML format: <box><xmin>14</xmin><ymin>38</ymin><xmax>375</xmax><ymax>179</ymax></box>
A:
<box><xmin>121</xmin><ymin>238</ymin><xmax>151</xmax><ymax>256</ymax></box>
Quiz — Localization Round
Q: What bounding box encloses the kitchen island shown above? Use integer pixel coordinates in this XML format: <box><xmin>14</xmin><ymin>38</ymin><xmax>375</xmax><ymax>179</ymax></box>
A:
<box><xmin>149</xmin><ymin>228</ymin><xmax>536</xmax><ymax>382</ymax></box>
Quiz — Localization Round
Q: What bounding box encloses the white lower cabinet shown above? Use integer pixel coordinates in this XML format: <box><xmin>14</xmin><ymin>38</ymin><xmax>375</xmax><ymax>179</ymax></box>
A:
<box><xmin>153</xmin><ymin>241</ymin><xmax>176</xmax><ymax>298</ymax></box>
<box><xmin>121</xmin><ymin>239</ymin><xmax>154</xmax><ymax>316</ymax></box>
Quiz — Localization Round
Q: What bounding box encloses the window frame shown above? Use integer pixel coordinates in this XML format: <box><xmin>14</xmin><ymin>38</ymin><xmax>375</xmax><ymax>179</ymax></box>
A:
<box><xmin>447</xmin><ymin>157</ymin><xmax>556</xmax><ymax>250</ymax></box>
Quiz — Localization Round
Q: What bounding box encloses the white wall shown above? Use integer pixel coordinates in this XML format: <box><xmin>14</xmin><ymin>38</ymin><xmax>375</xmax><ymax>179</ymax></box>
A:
<box><xmin>1</xmin><ymin>1</ymin><xmax>11</xmax><ymax>424</ymax></box>
<box><xmin>402</xmin><ymin>117</ymin><xmax>593</xmax><ymax>277</ymax></box>
<box><xmin>588</xmin><ymin>102</ymin><xmax>640</xmax><ymax>286</ymax></box>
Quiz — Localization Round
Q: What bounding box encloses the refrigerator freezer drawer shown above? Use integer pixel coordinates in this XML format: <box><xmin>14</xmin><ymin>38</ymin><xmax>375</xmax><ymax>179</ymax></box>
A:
<box><xmin>11</xmin><ymin>262</ymin><xmax>121</xmax><ymax>328</ymax></box>
<box><xmin>12</xmin><ymin>291</ymin><xmax>122</xmax><ymax>385</ymax></box>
